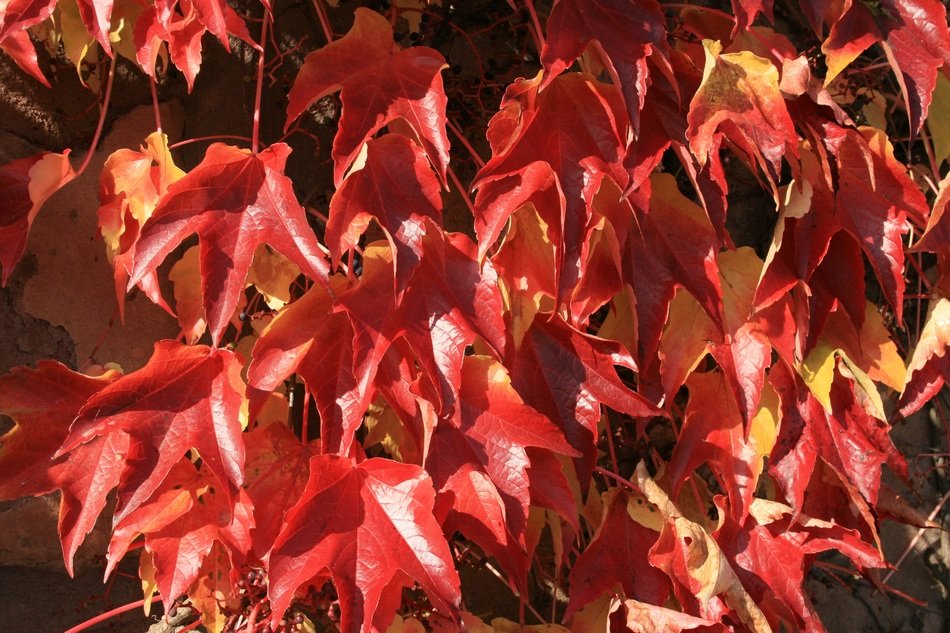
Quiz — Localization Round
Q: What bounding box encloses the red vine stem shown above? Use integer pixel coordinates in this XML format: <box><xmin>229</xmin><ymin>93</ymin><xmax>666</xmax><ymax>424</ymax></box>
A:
<box><xmin>311</xmin><ymin>0</ymin><xmax>334</xmax><ymax>43</ymax></box>
<box><xmin>524</xmin><ymin>0</ymin><xmax>545</xmax><ymax>52</ymax></box>
<box><xmin>252</xmin><ymin>10</ymin><xmax>272</xmax><ymax>154</ymax></box>
<box><xmin>149</xmin><ymin>79</ymin><xmax>163</xmax><ymax>134</ymax></box>
<box><xmin>447</xmin><ymin>117</ymin><xmax>486</xmax><ymax>168</ymax></box>
<box><xmin>64</xmin><ymin>598</ymin><xmax>147</xmax><ymax>633</ymax></box>
<box><xmin>447</xmin><ymin>165</ymin><xmax>476</xmax><ymax>216</ymax></box>
<box><xmin>169</xmin><ymin>134</ymin><xmax>254</xmax><ymax>150</ymax></box>
<box><xmin>883</xmin><ymin>488</ymin><xmax>950</xmax><ymax>584</ymax></box>
<box><xmin>76</xmin><ymin>54</ymin><xmax>117</xmax><ymax>177</ymax></box>
<box><xmin>594</xmin><ymin>465</ymin><xmax>637</xmax><ymax>491</ymax></box>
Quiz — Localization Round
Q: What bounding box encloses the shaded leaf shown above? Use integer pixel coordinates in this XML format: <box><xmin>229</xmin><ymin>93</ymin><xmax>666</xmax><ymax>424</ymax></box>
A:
<box><xmin>129</xmin><ymin>143</ymin><xmax>329</xmax><ymax>346</ymax></box>
<box><xmin>0</xmin><ymin>151</ymin><xmax>75</xmax><ymax>285</ymax></box>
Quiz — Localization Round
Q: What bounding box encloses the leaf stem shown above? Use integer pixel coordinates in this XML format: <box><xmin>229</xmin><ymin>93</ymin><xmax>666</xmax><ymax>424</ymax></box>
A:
<box><xmin>64</xmin><ymin>598</ymin><xmax>147</xmax><ymax>633</ymax></box>
<box><xmin>447</xmin><ymin>166</ymin><xmax>476</xmax><ymax>217</ymax></box>
<box><xmin>76</xmin><ymin>54</ymin><xmax>118</xmax><ymax>177</ymax></box>
<box><xmin>169</xmin><ymin>135</ymin><xmax>254</xmax><ymax>150</ymax></box>
<box><xmin>447</xmin><ymin>117</ymin><xmax>486</xmax><ymax>169</ymax></box>
<box><xmin>524</xmin><ymin>0</ymin><xmax>545</xmax><ymax>52</ymax></box>
<box><xmin>252</xmin><ymin>10</ymin><xmax>272</xmax><ymax>154</ymax></box>
<box><xmin>311</xmin><ymin>0</ymin><xmax>334</xmax><ymax>43</ymax></box>
<box><xmin>150</xmin><ymin>78</ymin><xmax>163</xmax><ymax>134</ymax></box>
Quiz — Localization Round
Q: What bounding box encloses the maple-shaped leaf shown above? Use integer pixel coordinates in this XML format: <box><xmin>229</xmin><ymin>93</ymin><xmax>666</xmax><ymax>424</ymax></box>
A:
<box><xmin>657</xmin><ymin>247</ymin><xmax>769</xmax><ymax>421</ymax></box>
<box><xmin>106</xmin><ymin>461</ymin><xmax>254</xmax><ymax>603</ymax></box>
<box><xmin>0</xmin><ymin>0</ymin><xmax>58</xmax><ymax>43</ymax></box>
<box><xmin>669</xmin><ymin>370</ymin><xmax>778</xmax><ymax>521</ymax></box>
<box><xmin>425</xmin><ymin>355</ymin><xmax>577</xmax><ymax>587</ymax></box>
<box><xmin>133</xmin><ymin>0</ymin><xmax>253</xmax><ymax>92</ymax></box>
<box><xmin>397</xmin><ymin>232</ymin><xmax>506</xmax><ymax>412</ymax></box>
<box><xmin>285</xmin><ymin>8</ymin><xmax>450</xmax><ymax>185</ymax></box>
<box><xmin>247</xmin><ymin>275</ymin><xmax>367</xmax><ymax>455</ymax></box>
<box><xmin>540</xmin><ymin>0</ymin><xmax>672</xmax><ymax>136</ymax></box>
<box><xmin>687</xmin><ymin>40</ymin><xmax>798</xmax><ymax>179</ymax></box>
<box><xmin>508</xmin><ymin>315</ymin><xmax>662</xmax><ymax>484</ymax></box>
<box><xmin>268</xmin><ymin>455</ymin><xmax>462</xmax><ymax>633</ymax></box>
<box><xmin>0</xmin><ymin>151</ymin><xmax>76</xmax><ymax>285</ymax></box>
<box><xmin>0</xmin><ymin>29</ymin><xmax>51</xmax><ymax>86</ymax></box>
<box><xmin>98</xmin><ymin>131</ymin><xmax>184</xmax><ymax>319</ymax></box>
<box><xmin>717</xmin><ymin>498</ymin><xmax>885</xmax><ymax>631</ymax></box>
<box><xmin>56</xmin><ymin>341</ymin><xmax>247</xmax><ymax>526</ymax></box>
<box><xmin>821</xmin><ymin>0</ymin><xmax>950</xmax><ymax>133</ymax></box>
<box><xmin>566</xmin><ymin>489</ymin><xmax>670</xmax><ymax>619</ymax></box>
<box><xmin>830</xmin><ymin>127</ymin><xmax>929</xmax><ymax>323</ymax></box>
<box><xmin>337</xmin><ymin>233</ymin><xmax>506</xmax><ymax>417</ymax></box>
<box><xmin>327</xmin><ymin>134</ymin><xmax>442</xmax><ymax>297</ymax></box>
<box><xmin>128</xmin><ymin>143</ymin><xmax>330</xmax><ymax>346</ymax></box>
<box><xmin>624</xmin><ymin>174</ymin><xmax>723</xmax><ymax>383</ymax></box>
<box><xmin>242</xmin><ymin>421</ymin><xmax>318</xmax><ymax>555</ymax></box>
<box><xmin>473</xmin><ymin>72</ymin><xmax>628</xmax><ymax>301</ymax></box>
<box><xmin>0</xmin><ymin>362</ymin><xmax>118</xmax><ymax>500</ymax></box>
<box><xmin>769</xmin><ymin>362</ymin><xmax>905</xmax><ymax>510</ymax></box>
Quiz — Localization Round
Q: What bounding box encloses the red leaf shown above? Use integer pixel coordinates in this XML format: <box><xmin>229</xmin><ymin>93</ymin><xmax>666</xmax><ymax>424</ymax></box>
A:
<box><xmin>0</xmin><ymin>151</ymin><xmax>75</xmax><ymax>285</ymax></box>
<box><xmin>106</xmin><ymin>461</ymin><xmax>254</xmax><ymax>602</ymax></box>
<box><xmin>0</xmin><ymin>29</ymin><xmax>50</xmax><ymax>86</ymax></box>
<box><xmin>397</xmin><ymin>232</ymin><xmax>507</xmax><ymax>412</ymax></box>
<box><xmin>474</xmin><ymin>72</ymin><xmax>628</xmax><ymax>301</ymax></box>
<box><xmin>128</xmin><ymin>143</ymin><xmax>329</xmax><ymax>345</ymax></box>
<box><xmin>625</xmin><ymin>174</ymin><xmax>724</xmax><ymax>373</ymax></box>
<box><xmin>0</xmin><ymin>362</ymin><xmax>117</xmax><ymax>500</ymax></box>
<box><xmin>830</xmin><ymin>127</ymin><xmax>929</xmax><ymax>323</ymax></box>
<box><xmin>566</xmin><ymin>489</ymin><xmax>670</xmax><ymax>618</ymax></box>
<box><xmin>285</xmin><ymin>8</ymin><xmax>450</xmax><ymax>185</ymax></box>
<box><xmin>686</xmin><ymin>40</ymin><xmax>798</xmax><ymax>179</ymax></box>
<box><xmin>327</xmin><ymin>134</ymin><xmax>442</xmax><ymax>297</ymax></box>
<box><xmin>509</xmin><ymin>315</ymin><xmax>662</xmax><ymax>484</ymax></box>
<box><xmin>0</xmin><ymin>0</ymin><xmax>58</xmax><ymax>42</ymax></box>
<box><xmin>822</xmin><ymin>0</ymin><xmax>950</xmax><ymax>133</ymax></box>
<box><xmin>247</xmin><ymin>275</ymin><xmax>368</xmax><ymax>455</ymax></box>
<box><xmin>76</xmin><ymin>0</ymin><xmax>114</xmax><ymax>55</ymax></box>
<box><xmin>541</xmin><ymin>0</ymin><xmax>672</xmax><ymax>136</ymax></box>
<box><xmin>338</xmin><ymin>233</ymin><xmax>506</xmax><ymax>417</ymax></box>
<box><xmin>669</xmin><ymin>370</ymin><xmax>772</xmax><ymax>521</ymax></box>
<box><xmin>769</xmin><ymin>362</ymin><xmax>904</xmax><ymax>509</ymax></box>
<box><xmin>268</xmin><ymin>456</ymin><xmax>462</xmax><ymax>633</ymax></box>
<box><xmin>425</xmin><ymin>355</ymin><xmax>577</xmax><ymax>586</ymax></box>
<box><xmin>242</xmin><ymin>421</ymin><xmax>317</xmax><ymax>556</ymax></box>
<box><xmin>56</xmin><ymin>341</ymin><xmax>247</xmax><ymax>527</ymax></box>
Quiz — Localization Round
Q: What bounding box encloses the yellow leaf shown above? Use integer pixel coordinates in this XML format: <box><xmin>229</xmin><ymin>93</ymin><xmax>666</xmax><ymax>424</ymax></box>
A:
<box><xmin>188</xmin><ymin>543</ymin><xmax>241</xmax><ymax>633</ymax></box>
<box><xmin>491</xmin><ymin>618</ymin><xmax>571</xmax><ymax>633</ymax></box>
<box><xmin>139</xmin><ymin>549</ymin><xmax>158</xmax><ymax>616</ymax></box>
<box><xmin>247</xmin><ymin>245</ymin><xmax>301</xmax><ymax>310</ymax></box>
<box><xmin>55</xmin><ymin>0</ymin><xmax>97</xmax><ymax>80</ymax></box>
<box><xmin>169</xmin><ymin>245</ymin><xmax>207</xmax><ymax>344</ymax></box>
<box><xmin>658</xmin><ymin>288</ymin><xmax>716</xmax><ymax>399</ymax></box>
<box><xmin>929</xmin><ymin>73</ymin><xmax>950</xmax><ymax>165</ymax></box>
<box><xmin>385</xmin><ymin>615</ymin><xmax>427</xmax><ymax>633</ymax></box>
<box><xmin>632</xmin><ymin>463</ymin><xmax>772</xmax><ymax>632</ymax></box>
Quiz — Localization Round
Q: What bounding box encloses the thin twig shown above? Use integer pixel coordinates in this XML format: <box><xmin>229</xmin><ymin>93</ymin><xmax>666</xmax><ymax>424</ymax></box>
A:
<box><xmin>76</xmin><ymin>55</ymin><xmax>118</xmax><ymax>177</ymax></box>
<box><xmin>252</xmin><ymin>10</ymin><xmax>272</xmax><ymax>154</ymax></box>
